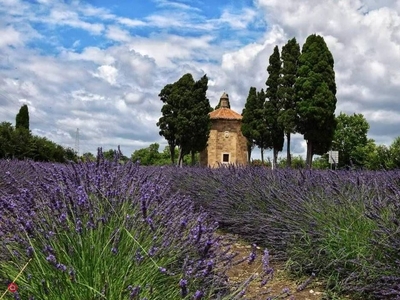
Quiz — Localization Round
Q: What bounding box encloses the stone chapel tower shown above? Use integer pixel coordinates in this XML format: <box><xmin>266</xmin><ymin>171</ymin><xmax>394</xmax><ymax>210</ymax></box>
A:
<box><xmin>200</xmin><ymin>92</ymin><xmax>248</xmax><ymax>167</ymax></box>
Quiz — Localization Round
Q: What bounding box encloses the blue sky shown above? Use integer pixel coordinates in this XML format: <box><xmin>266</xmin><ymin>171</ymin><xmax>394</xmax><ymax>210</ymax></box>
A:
<box><xmin>1</xmin><ymin>0</ymin><xmax>400</xmax><ymax>160</ymax></box>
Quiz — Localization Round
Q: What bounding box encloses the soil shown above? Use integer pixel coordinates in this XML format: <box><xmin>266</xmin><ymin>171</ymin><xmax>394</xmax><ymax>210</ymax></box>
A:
<box><xmin>220</xmin><ymin>232</ymin><xmax>328</xmax><ymax>300</ymax></box>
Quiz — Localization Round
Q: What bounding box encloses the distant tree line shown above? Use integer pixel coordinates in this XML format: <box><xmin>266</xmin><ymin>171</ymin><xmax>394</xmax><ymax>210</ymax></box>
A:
<box><xmin>0</xmin><ymin>105</ymin><xmax>77</xmax><ymax>162</ymax></box>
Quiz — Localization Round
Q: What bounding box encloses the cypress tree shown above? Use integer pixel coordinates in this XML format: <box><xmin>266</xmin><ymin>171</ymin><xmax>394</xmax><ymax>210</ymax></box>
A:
<box><xmin>241</xmin><ymin>87</ymin><xmax>270</xmax><ymax>164</ymax></box>
<box><xmin>277</xmin><ymin>38</ymin><xmax>300</xmax><ymax>167</ymax></box>
<box><xmin>16</xmin><ymin>104</ymin><xmax>30</xmax><ymax>131</ymax></box>
<box><xmin>295</xmin><ymin>34</ymin><xmax>337</xmax><ymax>168</ymax></box>
<box><xmin>265</xmin><ymin>45</ymin><xmax>284</xmax><ymax>168</ymax></box>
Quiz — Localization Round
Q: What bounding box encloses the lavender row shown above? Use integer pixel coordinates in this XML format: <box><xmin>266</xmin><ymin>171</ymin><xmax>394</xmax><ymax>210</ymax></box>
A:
<box><xmin>0</xmin><ymin>158</ymin><xmax>253</xmax><ymax>299</ymax></box>
<box><xmin>171</xmin><ymin>166</ymin><xmax>400</xmax><ymax>299</ymax></box>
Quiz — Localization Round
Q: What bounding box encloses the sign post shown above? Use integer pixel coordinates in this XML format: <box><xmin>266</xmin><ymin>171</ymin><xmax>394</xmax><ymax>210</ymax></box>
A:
<box><xmin>328</xmin><ymin>150</ymin><xmax>339</xmax><ymax>170</ymax></box>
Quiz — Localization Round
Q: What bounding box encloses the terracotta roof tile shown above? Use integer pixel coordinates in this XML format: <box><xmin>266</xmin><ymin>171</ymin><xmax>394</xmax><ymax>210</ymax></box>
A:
<box><xmin>209</xmin><ymin>108</ymin><xmax>242</xmax><ymax>120</ymax></box>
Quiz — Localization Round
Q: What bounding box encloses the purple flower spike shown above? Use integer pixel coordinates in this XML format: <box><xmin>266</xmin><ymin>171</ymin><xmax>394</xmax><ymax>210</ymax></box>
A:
<box><xmin>193</xmin><ymin>290</ymin><xmax>204</xmax><ymax>299</ymax></box>
<box><xmin>128</xmin><ymin>285</ymin><xmax>140</xmax><ymax>299</ymax></box>
<box><xmin>248</xmin><ymin>248</ymin><xmax>257</xmax><ymax>264</ymax></box>
<box><xmin>46</xmin><ymin>254</ymin><xmax>56</xmax><ymax>265</ymax></box>
<box><xmin>179</xmin><ymin>278</ymin><xmax>188</xmax><ymax>297</ymax></box>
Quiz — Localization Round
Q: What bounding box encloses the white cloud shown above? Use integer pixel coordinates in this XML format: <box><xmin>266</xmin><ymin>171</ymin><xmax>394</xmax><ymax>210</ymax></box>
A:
<box><xmin>218</xmin><ymin>7</ymin><xmax>258</xmax><ymax>29</ymax></box>
<box><xmin>105</xmin><ymin>25</ymin><xmax>132</xmax><ymax>42</ymax></box>
<box><xmin>0</xmin><ymin>26</ymin><xmax>23</xmax><ymax>48</ymax></box>
<box><xmin>117</xmin><ymin>17</ymin><xmax>147</xmax><ymax>27</ymax></box>
<box><xmin>62</xmin><ymin>47</ymin><xmax>116</xmax><ymax>65</ymax></box>
<box><xmin>46</xmin><ymin>7</ymin><xmax>104</xmax><ymax>35</ymax></box>
<box><xmin>92</xmin><ymin>65</ymin><xmax>118</xmax><ymax>86</ymax></box>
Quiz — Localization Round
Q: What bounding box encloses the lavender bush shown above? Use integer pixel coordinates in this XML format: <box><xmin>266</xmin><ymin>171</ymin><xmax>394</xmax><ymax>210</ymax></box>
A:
<box><xmin>0</xmin><ymin>156</ymin><xmax>263</xmax><ymax>299</ymax></box>
<box><xmin>172</xmin><ymin>166</ymin><xmax>400</xmax><ymax>299</ymax></box>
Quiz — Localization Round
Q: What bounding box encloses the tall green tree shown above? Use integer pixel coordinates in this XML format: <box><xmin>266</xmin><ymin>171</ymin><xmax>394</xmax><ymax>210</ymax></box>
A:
<box><xmin>157</xmin><ymin>83</ymin><xmax>178</xmax><ymax>164</ymax></box>
<box><xmin>183</xmin><ymin>75</ymin><xmax>212</xmax><ymax>165</ymax></box>
<box><xmin>277</xmin><ymin>37</ymin><xmax>300</xmax><ymax>167</ymax></box>
<box><xmin>157</xmin><ymin>73</ymin><xmax>211</xmax><ymax>166</ymax></box>
<box><xmin>0</xmin><ymin>122</ymin><xmax>14</xmax><ymax>159</ymax></box>
<box><xmin>242</xmin><ymin>87</ymin><xmax>258</xmax><ymax>163</ymax></box>
<box><xmin>265</xmin><ymin>45</ymin><xmax>284</xmax><ymax>168</ymax></box>
<box><xmin>332</xmin><ymin>112</ymin><xmax>370</xmax><ymax>168</ymax></box>
<box><xmin>389</xmin><ymin>136</ymin><xmax>400</xmax><ymax>169</ymax></box>
<box><xmin>16</xmin><ymin>104</ymin><xmax>30</xmax><ymax>131</ymax></box>
<box><xmin>295</xmin><ymin>34</ymin><xmax>337</xmax><ymax>168</ymax></box>
<box><xmin>241</xmin><ymin>87</ymin><xmax>271</xmax><ymax>164</ymax></box>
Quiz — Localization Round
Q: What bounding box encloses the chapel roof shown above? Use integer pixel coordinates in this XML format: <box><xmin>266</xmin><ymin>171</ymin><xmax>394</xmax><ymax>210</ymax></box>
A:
<box><xmin>209</xmin><ymin>92</ymin><xmax>242</xmax><ymax>120</ymax></box>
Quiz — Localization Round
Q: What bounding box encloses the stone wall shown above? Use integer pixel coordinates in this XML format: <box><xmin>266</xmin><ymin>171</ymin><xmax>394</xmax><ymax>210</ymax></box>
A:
<box><xmin>200</xmin><ymin>119</ymin><xmax>248</xmax><ymax>167</ymax></box>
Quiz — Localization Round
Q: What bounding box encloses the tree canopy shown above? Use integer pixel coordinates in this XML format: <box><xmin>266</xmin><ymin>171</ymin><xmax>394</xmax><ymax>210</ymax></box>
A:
<box><xmin>157</xmin><ymin>73</ymin><xmax>211</xmax><ymax>166</ymax></box>
<box><xmin>295</xmin><ymin>34</ymin><xmax>337</xmax><ymax>168</ymax></box>
<box><xmin>16</xmin><ymin>104</ymin><xmax>30</xmax><ymax>131</ymax></box>
<box><xmin>0</xmin><ymin>121</ymin><xmax>76</xmax><ymax>162</ymax></box>
<box><xmin>332</xmin><ymin>112</ymin><xmax>371</xmax><ymax>168</ymax></box>
<box><xmin>241</xmin><ymin>87</ymin><xmax>271</xmax><ymax>164</ymax></box>
<box><xmin>277</xmin><ymin>37</ymin><xmax>300</xmax><ymax>167</ymax></box>
<box><xmin>265</xmin><ymin>45</ymin><xmax>284</xmax><ymax>168</ymax></box>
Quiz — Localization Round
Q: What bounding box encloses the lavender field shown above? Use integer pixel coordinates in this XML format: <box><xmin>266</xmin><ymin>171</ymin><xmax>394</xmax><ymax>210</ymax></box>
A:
<box><xmin>1</xmin><ymin>156</ymin><xmax>400</xmax><ymax>299</ymax></box>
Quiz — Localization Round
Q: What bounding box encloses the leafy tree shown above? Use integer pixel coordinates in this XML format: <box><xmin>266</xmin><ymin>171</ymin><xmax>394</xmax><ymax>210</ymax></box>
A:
<box><xmin>332</xmin><ymin>112</ymin><xmax>370</xmax><ymax>168</ymax></box>
<box><xmin>241</xmin><ymin>87</ymin><xmax>270</xmax><ymax>164</ymax></box>
<box><xmin>82</xmin><ymin>152</ymin><xmax>96</xmax><ymax>162</ymax></box>
<box><xmin>131</xmin><ymin>143</ymin><xmax>162</xmax><ymax>166</ymax></box>
<box><xmin>0</xmin><ymin>120</ymin><xmax>76</xmax><ymax>162</ymax></box>
<box><xmin>0</xmin><ymin>122</ymin><xmax>14</xmax><ymax>159</ymax></box>
<box><xmin>63</xmin><ymin>145</ymin><xmax>77</xmax><ymax>162</ymax></box>
<box><xmin>11</xmin><ymin>127</ymin><xmax>32</xmax><ymax>159</ymax></box>
<box><xmin>277</xmin><ymin>38</ymin><xmax>300</xmax><ymax>167</ymax></box>
<box><xmin>364</xmin><ymin>143</ymin><xmax>393</xmax><ymax>170</ymax></box>
<box><xmin>157</xmin><ymin>73</ymin><xmax>211</xmax><ymax>166</ymax></box>
<box><xmin>295</xmin><ymin>34</ymin><xmax>337</xmax><ymax>168</ymax></box>
<box><xmin>241</xmin><ymin>87</ymin><xmax>258</xmax><ymax>163</ymax></box>
<box><xmin>265</xmin><ymin>45</ymin><xmax>284</xmax><ymax>168</ymax></box>
<box><xmin>278</xmin><ymin>155</ymin><xmax>305</xmax><ymax>169</ymax></box>
<box><xmin>183</xmin><ymin>75</ymin><xmax>212</xmax><ymax>165</ymax></box>
<box><xmin>16</xmin><ymin>104</ymin><xmax>30</xmax><ymax>131</ymax></box>
<box><xmin>103</xmin><ymin>149</ymin><xmax>117</xmax><ymax>161</ymax></box>
<box><xmin>389</xmin><ymin>137</ymin><xmax>400</xmax><ymax>169</ymax></box>
<box><xmin>157</xmin><ymin>83</ymin><xmax>178</xmax><ymax>164</ymax></box>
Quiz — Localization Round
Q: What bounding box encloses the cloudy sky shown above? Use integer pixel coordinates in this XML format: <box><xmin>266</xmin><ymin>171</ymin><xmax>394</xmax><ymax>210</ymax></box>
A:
<box><xmin>1</xmin><ymin>0</ymin><xmax>400</xmax><ymax>159</ymax></box>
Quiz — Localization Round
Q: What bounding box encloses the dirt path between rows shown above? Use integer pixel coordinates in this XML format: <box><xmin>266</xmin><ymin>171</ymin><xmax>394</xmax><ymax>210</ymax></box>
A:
<box><xmin>220</xmin><ymin>232</ymin><xmax>327</xmax><ymax>300</ymax></box>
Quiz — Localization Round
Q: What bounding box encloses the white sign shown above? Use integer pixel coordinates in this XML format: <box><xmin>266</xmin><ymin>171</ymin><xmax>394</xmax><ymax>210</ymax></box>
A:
<box><xmin>328</xmin><ymin>150</ymin><xmax>339</xmax><ymax>164</ymax></box>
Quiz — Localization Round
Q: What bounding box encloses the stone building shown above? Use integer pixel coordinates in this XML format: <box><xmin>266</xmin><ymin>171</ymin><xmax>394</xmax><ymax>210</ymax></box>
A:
<box><xmin>200</xmin><ymin>92</ymin><xmax>248</xmax><ymax>167</ymax></box>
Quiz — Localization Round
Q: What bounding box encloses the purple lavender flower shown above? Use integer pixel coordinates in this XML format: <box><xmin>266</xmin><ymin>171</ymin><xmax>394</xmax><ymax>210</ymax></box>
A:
<box><xmin>193</xmin><ymin>290</ymin><xmax>204</xmax><ymax>300</ymax></box>
<box><xmin>248</xmin><ymin>244</ymin><xmax>257</xmax><ymax>264</ymax></box>
<box><xmin>179</xmin><ymin>278</ymin><xmax>188</xmax><ymax>297</ymax></box>
<box><xmin>75</xmin><ymin>219</ymin><xmax>82</xmax><ymax>234</ymax></box>
<box><xmin>135</xmin><ymin>249</ymin><xmax>144</xmax><ymax>264</ymax></box>
<box><xmin>262</xmin><ymin>249</ymin><xmax>270</xmax><ymax>272</ymax></box>
<box><xmin>148</xmin><ymin>246</ymin><xmax>158</xmax><ymax>257</ymax></box>
<box><xmin>127</xmin><ymin>285</ymin><xmax>140</xmax><ymax>299</ymax></box>
<box><xmin>26</xmin><ymin>246</ymin><xmax>34</xmax><ymax>258</ymax></box>
<box><xmin>56</xmin><ymin>263</ymin><xmax>67</xmax><ymax>272</ymax></box>
<box><xmin>46</xmin><ymin>254</ymin><xmax>56</xmax><ymax>265</ymax></box>
<box><xmin>13</xmin><ymin>291</ymin><xmax>21</xmax><ymax>300</ymax></box>
<box><xmin>58</xmin><ymin>213</ymin><xmax>67</xmax><ymax>224</ymax></box>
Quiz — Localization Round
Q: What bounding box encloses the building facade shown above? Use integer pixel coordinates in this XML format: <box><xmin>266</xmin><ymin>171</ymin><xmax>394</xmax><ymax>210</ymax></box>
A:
<box><xmin>200</xmin><ymin>92</ymin><xmax>248</xmax><ymax>167</ymax></box>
